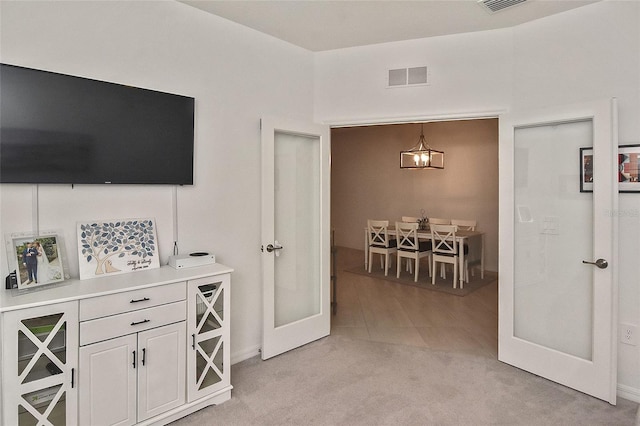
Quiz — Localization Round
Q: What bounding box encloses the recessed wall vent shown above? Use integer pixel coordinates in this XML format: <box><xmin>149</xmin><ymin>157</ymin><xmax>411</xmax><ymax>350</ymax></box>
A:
<box><xmin>478</xmin><ymin>0</ymin><xmax>527</xmax><ymax>13</ymax></box>
<box><xmin>388</xmin><ymin>66</ymin><xmax>428</xmax><ymax>88</ymax></box>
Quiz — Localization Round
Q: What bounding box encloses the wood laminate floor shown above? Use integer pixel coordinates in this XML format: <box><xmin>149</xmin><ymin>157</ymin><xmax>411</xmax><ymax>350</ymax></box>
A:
<box><xmin>331</xmin><ymin>247</ymin><xmax>498</xmax><ymax>358</ymax></box>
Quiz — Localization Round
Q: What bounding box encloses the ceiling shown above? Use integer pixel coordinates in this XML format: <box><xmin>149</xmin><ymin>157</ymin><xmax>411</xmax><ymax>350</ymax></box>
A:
<box><xmin>179</xmin><ymin>0</ymin><xmax>599</xmax><ymax>52</ymax></box>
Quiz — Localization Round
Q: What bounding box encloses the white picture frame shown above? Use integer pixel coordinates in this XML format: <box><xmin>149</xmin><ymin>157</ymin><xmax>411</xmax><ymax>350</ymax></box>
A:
<box><xmin>6</xmin><ymin>232</ymin><xmax>66</xmax><ymax>289</ymax></box>
<box><xmin>77</xmin><ymin>217</ymin><xmax>160</xmax><ymax>280</ymax></box>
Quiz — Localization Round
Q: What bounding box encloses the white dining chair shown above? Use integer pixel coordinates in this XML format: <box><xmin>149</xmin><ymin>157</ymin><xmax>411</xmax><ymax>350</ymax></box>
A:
<box><xmin>451</xmin><ymin>219</ymin><xmax>477</xmax><ymax>231</ymax></box>
<box><xmin>428</xmin><ymin>217</ymin><xmax>451</xmax><ymax>225</ymax></box>
<box><xmin>451</xmin><ymin>219</ymin><xmax>478</xmax><ymax>281</ymax></box>
<box><xmin>395</xmin><ymin>221</ymin><xmax>432</xmax><ymax>282</ymax></box>
<box><xmin>401</xmin><ymin>216</ymin><xmax>421</xmax><ymax>223</ymax></box>
<box><xmin>430</xmin><ymin>224</ymin><xmax>468</xmax><ymax>289</ymax></box>
<box><xmin>367</xmin><ymin>220</ymin><xmax>397</xmax><ymax>276</ymax></box>
<box><xmin>400</xmin><ymin>217</ymin><xmax>422</xmax><ymax>271</ymax></box>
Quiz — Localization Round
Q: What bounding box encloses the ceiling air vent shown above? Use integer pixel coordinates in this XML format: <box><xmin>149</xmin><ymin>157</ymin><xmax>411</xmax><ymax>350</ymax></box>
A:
<box><xmin>478</xmin><ymin>0</ymin><xmax>527</xmax><ymax>13</ymax></box>
<box><xmin>388</xmin><ymin>66</ymin><xmax>428</xmax><ymax>88</ymax></box>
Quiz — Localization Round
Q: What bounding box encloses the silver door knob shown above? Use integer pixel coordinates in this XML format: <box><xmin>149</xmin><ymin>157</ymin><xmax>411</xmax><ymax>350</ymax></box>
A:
<box><xmin>266</xmin><ymin>242</ymin><xmax>284</xmax><ymax>253</ymax></box>
<box><xmin>582</xmin><ymin>259</ymin><xmax>608</xmax><ymax>269</ymax></box>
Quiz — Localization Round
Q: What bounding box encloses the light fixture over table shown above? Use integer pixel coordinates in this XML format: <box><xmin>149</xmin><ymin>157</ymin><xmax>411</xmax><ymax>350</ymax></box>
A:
<box><xmin>400</xmin><ymin>123</ymin><xmax>444</xmax><ymax>169</ymax></box>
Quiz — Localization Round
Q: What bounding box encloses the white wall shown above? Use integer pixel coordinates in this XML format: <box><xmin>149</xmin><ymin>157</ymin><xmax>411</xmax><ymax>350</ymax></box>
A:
<box><xmin>0</xmin><ymin>0</ymin><xmax>315</xmax><ymax>362</ymax></box>
<box><xmin>315</xmin><ymin>0</ymin><xmax>640</xmax><ymax>400</ymax></box>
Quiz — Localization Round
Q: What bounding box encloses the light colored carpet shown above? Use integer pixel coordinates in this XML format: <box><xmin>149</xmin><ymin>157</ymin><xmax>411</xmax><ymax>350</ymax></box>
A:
<box><xmin>171</xmin><ymin>335</ymin><xmax>638</xmax><ymax>425</ymax></box>
<box><xmin>344</xmin><ymin>264</ymin><xmax>496</xmax><ymax>296</ymax></box>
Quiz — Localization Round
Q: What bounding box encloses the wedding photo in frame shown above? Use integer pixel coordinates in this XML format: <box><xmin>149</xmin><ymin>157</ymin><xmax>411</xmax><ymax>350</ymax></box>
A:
<box><xmin>6</xmin><ymin>232</ymin><xmax>66</xmax><ymax>289</ymax></box>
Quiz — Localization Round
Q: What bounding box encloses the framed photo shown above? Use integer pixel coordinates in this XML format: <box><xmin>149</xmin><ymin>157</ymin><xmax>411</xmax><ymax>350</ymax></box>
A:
<box><xmin>9</xmin><ymin>234</ymin><xmax>66</xmax><ymax>289</ymax></box>
<box><xmin>580</xmin><ymin>147</ymin><xmax>593</xmax><ymax>193</ymax></box>
<box><xmin>77</xmin><ymin>218</ymin><xmax>160</xmax><ymax>280</ymax></box>
<box><xmin>618</xmin><ymin>144</ymin><xmax>640</xmax><ymax>192</ymax></box>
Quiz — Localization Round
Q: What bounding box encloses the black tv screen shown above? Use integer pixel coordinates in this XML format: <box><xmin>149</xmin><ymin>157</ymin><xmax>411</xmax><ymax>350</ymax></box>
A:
<box><xmin>0</xmin><ymin>63</ymin><xmax>194</xmax><ymax>184</ymax></box>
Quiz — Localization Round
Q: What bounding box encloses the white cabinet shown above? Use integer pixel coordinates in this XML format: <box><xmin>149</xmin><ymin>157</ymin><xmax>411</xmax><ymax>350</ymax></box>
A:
<box><xmin>1</xmin><ymin>301</ymin><xmax>79</xmax><ymax>426</ymax></box>
<box><xmin>78</xmin><ymin>283</ymin><xmax>187</xmax><ymax>426</ymax></box>
<box><xmin>79</xmin><ymin>334</ymin><xmax>136</xmax><ymax>426</ymax></box>
<box><xmin>79</xmin><ymin>322</ymin><xmax>186</xmax><ymax>426</ymax></box>
<box><xmin>137</xmin><ymin>323</ymin><xmax>186</xmax><ymax>421</ymax></box>
<box><xmin>1</xmin><ymin>264</ymin><xmax>233</xmax><ymax>426</ymax></box>
<box><xmin>187</xmin><ymin>274</ymin><xmax>230</xmax><ymax>402</ymax></box>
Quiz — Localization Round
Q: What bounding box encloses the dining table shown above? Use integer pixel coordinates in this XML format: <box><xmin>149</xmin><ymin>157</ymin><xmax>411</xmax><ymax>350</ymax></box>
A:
<box><xmin>364</xmin><ymin>226</ymin><xmax>484</xmax><ymax>287</ymax></box>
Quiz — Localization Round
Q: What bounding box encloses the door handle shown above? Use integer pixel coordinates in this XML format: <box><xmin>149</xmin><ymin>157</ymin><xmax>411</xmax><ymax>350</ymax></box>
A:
<box><xmin>266</xmin><ymin>241</ymin><xmax>284</xmax><ymax>256</ymax></box>
<box><xmin>582</xmin><ymin>258</ymin><xmax>608</xmax><ymax>269</ymax></box>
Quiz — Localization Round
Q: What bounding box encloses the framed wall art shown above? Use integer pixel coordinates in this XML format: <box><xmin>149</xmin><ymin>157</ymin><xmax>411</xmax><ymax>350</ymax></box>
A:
<box><xmin>580</xmin><ymin>145</ymin><xmax>640</xmax><ymax>193</ymax></box>
<box><xmin>618</xmin><ymin>144</ymin><xmax>640</xmax><ymax>192</ymax></box>
<box><xmin>5</xmin><ymin>232</ymin><xmax>67</xmax><ymax>289</ymax></box>
<box><xmin>580</xmin><ymin>147</ymin><xmax>593</xmax><ymax>193</ymax></box>
<box><xmin>77</xmin><ymin>217</ymin><xmax>160</xmax><ymax>280</ymax></box>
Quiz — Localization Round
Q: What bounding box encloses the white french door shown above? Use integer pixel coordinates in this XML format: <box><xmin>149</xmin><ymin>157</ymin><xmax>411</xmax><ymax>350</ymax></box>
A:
<box><xmin>260</xmin><ymin>116</ymin><xmax>330</xmax><ymax>360</ymax></box>
<box><xmin>499</xmin><ymin>99</ymin><xmax>618</xmax><ymax>404</ymax></box>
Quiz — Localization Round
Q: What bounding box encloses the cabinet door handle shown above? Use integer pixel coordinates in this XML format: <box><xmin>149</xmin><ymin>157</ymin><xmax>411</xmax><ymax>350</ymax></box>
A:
<box><xmin>133</xmin><ymin>350</ymin><xmax>136</xmax><ymax>368</ymax></box>
<box><xmin>71</xmin><ymin>368</ymin><xmax>75</xmax><ymax>388</ymax></box>
<box><xmin>130</xmin><ymin>297</ymin><xmax>150</xmax><ymax>303</ymax></box>
<box><xmin>142</xmin><ymin>348</ymin><xmax>146</xmax><ymax>366</ymax></box>
<box><xmin>131</xmin><ymin>319</ymin><xmax>150</xmax><ymax>326</ymax></box>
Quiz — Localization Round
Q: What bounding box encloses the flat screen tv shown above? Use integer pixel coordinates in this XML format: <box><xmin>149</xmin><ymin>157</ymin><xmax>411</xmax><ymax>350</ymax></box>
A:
<box><xmin>0</xmin><ymin>63</ymin><xmax>194</xmax><ymax>184</ymax></box>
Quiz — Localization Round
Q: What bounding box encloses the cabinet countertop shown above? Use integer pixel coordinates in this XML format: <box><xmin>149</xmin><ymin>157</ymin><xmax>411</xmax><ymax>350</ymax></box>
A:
<box><xmin>0</xmin><ymin>263</ymin><xmax>233</xmax><ymax>313</ymax></box>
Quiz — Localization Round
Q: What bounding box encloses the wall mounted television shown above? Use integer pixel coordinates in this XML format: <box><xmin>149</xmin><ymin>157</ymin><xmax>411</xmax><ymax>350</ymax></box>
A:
<box><xmin>0</xmin><ymin>63</ymin><xmax>194</xmax><ymax>185</ymax></box>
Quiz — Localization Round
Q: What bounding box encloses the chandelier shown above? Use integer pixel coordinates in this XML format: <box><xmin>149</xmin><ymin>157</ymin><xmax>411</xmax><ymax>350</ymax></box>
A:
<box><xmin>400</xmin><ymin>123</ymin><xmax>444</xmax><ymax>169</ymax></box>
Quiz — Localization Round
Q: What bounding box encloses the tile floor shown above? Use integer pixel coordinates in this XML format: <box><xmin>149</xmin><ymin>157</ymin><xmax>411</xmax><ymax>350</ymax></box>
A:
<box><xmin>331</xmin><ymin>247</ymin><xmax>498</xmax><ymax>358</ymax></box>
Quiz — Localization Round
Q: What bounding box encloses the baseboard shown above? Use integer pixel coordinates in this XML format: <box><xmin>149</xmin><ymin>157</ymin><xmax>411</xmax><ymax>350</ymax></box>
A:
<box><xmin>231</xmin><ymin>344</ymin><xmax>261</xmax><ymax>365</ymax></box>
<box><xmin>618</xmin><ymin>383</ymin><xmax>640</xmax><ymax>403</ymax></box>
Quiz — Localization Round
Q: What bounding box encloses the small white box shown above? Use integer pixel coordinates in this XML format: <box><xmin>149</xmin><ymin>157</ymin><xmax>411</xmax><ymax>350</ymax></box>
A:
<box><xmin>168</xmin><ymin>252</ymin><xmax>215</xmax><ymax>269</ymax></box>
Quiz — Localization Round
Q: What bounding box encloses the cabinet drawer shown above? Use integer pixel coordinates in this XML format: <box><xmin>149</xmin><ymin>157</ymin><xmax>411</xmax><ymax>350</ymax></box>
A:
<box><xmin>80</xmin><ymin>301</ymin><xmax>186</xmax><ymax>346</ymax></box>
<box><xmin>79</xmin><ymin>282</ymin><xmax>185</xmax><ymax>321</ymax></box>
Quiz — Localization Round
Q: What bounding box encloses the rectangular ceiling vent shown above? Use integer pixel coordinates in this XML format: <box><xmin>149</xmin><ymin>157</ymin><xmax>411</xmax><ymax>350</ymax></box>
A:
<box><xmin>478</xmin><ymin>0</ymin><xmax>527</xmax><ymax>13</ymax></box>
<box><xmin>388</xmin><ymin>67</ymin><xmax>428</xmax><ymax>88</ymax></box>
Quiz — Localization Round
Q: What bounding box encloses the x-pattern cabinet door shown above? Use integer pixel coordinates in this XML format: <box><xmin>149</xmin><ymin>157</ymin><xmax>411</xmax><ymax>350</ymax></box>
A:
<box><xmin>2</xmin><ymin>301</ymin><xmax>78</xmax><ymax>426</ymax></box>
<box><xmin>186</xmin><ymin>274</ymin><xmax>230</xmax><ymax>402</ymax></box>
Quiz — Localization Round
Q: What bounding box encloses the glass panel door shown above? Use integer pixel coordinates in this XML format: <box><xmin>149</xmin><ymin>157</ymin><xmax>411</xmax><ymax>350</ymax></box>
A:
<box><xmin>4</xmin><ymin>303</ymin><xmax>78</xmax><ymax>426</ymax></box>
<box><xmin>261</xmin><ymin>116</ymin><xmax>330</xmax><ymax>360</ymax></box>
<box><xmin>187</xmin><ymin>276</ymin><xmax>229</xmax><ymax>401</ymax></box>
<box><xmin>513</xmin><ymin>120</ymin><xmax>593</xmax><ymax>359</ymax></box>
<box><xmin>498</xmin><ymin>99</ymin><xmax>617</xmax><ymax>403</ymax></box>
<box><xmin>273</xmin><ymin>131</ymin><xmax>321</xmax><ymax>327</ymax></box>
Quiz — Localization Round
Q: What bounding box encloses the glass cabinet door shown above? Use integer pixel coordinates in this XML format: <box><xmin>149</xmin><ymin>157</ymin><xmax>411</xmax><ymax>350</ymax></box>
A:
<box><xmin>187</xmin><ymin>274</ymin><xmax>230</xmax><ymax>402</ymax></box>
<box><xmin>3</xmin><ymin>302</ymin><xmax>78</xmax><ymax>426</ymax></box>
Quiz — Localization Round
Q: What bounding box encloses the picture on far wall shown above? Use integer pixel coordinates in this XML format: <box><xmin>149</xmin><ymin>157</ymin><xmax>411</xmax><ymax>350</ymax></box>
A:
<box><xmin>580</xmin><ymin>145</ymin><xmax>640</xmax><ymax>193</ymax></box>
<box><xmin>618</xmin><ymin>144</ymin><xmax>640</xmax><ymax>192</ymax></box>
<box><xmin>77</xmin><ymin>217</ymin><xmax>159</xmax><ymax>280</ymax></box>
<box><xmin>6</xmin><ymin>233</ymin><xmax>66</xmax><ymax>290</ymax></box>
<box><xmin>580</xmin><ymin>147</ymin><xmax>593</xmax><ymax>193</ymax></box>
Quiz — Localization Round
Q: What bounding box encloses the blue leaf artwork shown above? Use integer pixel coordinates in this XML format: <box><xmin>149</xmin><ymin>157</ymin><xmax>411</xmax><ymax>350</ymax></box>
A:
<box><xmin>77</xmin><ymin>217</ymin><xmax>160</xmax><ymax>280</ymax></box>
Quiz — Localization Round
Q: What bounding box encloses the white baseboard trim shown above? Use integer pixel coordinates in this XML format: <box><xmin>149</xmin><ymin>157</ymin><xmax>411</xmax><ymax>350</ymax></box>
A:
<box><xmin>231</xmin><ymin>344</ymin><xmax>261</xmax><ymax>365</ymax></box>
<box><xmin>618</xmin><ymin>383</ymin><xmax>640</xmax><ymax>403</ymax></box>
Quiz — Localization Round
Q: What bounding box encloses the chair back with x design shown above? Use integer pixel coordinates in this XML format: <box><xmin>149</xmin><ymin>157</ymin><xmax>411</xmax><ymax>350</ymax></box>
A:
<box><xmin>368</xmin><ymin>220</ymin><xmax>391</xmax><ymax>247</ymax></box>
<box><xmin>430</xmin><ymin>224</ymin><xmax>458</xmax><ymax>256</ymax></box>
<box><xmin>367</xmin><ymin>220</ymin><xmax>397</xmax><ymax>275</ymax></box>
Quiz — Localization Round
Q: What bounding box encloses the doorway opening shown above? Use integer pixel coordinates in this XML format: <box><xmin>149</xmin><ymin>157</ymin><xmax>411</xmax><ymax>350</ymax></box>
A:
<box><xmin>329</xmin><ymin>118</ymin><xmax>499</xmax><ymax>356</ymax></box>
